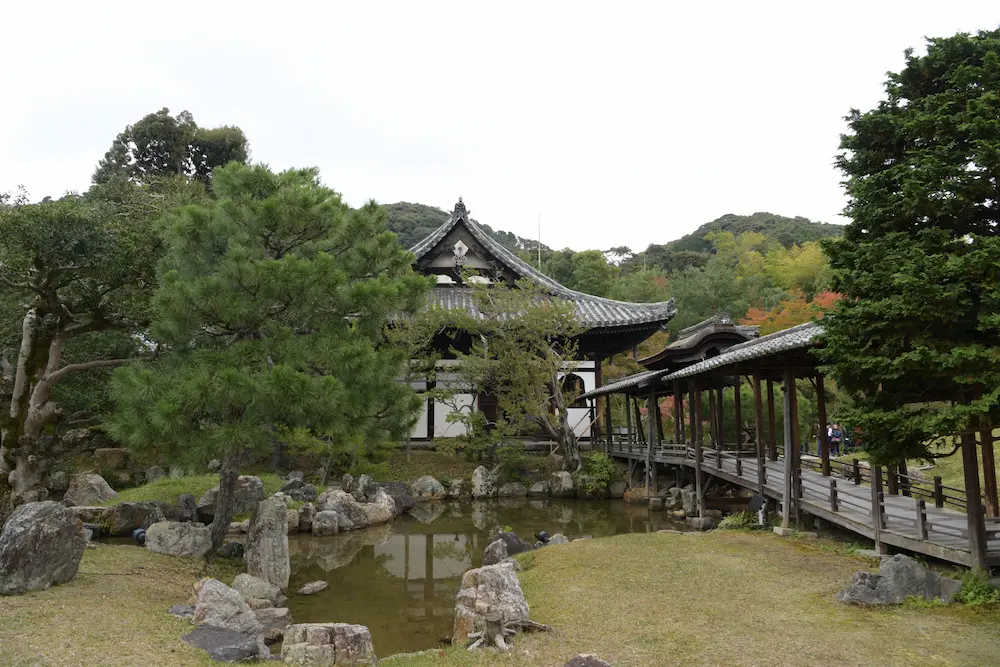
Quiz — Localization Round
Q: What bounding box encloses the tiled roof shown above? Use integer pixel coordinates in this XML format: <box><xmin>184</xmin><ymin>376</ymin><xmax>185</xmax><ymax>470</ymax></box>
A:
<box><xmin>411</xmin><ymin>200</ymin><xmax>677</xmax><ymax>329</ymax></box>
<box><xmin>577</xmin><ymin>369</ymin><xmax>670</xmax><ymax>401</ymax></box>
<box><xmin>665</xmin><ymin>322</ymin><xmax>822</xmax><ymax>380</ymax></box>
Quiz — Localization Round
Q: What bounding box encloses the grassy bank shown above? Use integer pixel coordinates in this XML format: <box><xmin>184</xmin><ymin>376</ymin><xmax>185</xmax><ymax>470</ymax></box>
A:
<box><xmin>2</xmin><ymin>531</ymin><xmax>997</xmax><ymax>666</ymax></box>
<box><xmin>102</xmin><ymin>473</ymin><xmax>286</xmax><ymax>506</ymax></box>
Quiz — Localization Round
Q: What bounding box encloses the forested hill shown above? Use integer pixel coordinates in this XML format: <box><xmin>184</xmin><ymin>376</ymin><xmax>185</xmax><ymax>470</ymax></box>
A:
<box><xmin>664</xmin><ymin>212</ymin><xmax>844</xmax><ymax>253</ymax></box>
<box><xmin>384</xmin><ymin>202</ymin><xmax>551</xmax><ymax>254</ymax></box>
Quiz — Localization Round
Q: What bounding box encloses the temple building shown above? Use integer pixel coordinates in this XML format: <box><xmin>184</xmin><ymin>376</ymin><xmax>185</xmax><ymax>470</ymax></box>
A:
<box><xmin>406</xmin><ymin>198</ymin><xmax>676</xmax><ymax>441</ymax></box>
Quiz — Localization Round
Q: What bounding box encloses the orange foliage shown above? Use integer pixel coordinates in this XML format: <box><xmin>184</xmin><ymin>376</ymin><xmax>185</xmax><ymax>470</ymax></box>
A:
<box><xmin>740</xmin><ymin>290</ymin><xmax>841</xmax><ymax>335</ymax></box>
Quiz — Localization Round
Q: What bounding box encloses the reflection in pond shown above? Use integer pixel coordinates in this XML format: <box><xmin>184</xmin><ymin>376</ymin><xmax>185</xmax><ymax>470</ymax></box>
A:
<box><xmin>287</xmin><ymin>499</ymin><xmax>684</xmax><ymax>656</ymax></box>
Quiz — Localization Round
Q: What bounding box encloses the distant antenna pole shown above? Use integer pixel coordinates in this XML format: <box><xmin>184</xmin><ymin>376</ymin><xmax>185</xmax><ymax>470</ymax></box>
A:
<box><xmin>537</xmin><ymin>214</ymin><xmax>542</xmax><ymax>269</ymax></box>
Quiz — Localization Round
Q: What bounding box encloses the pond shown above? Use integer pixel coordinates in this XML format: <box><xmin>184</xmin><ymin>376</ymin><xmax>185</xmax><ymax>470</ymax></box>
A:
<box><xmin>286</xmin><ymin>498</ymin><xmax>687</xmax><ymax>656</ymax></box>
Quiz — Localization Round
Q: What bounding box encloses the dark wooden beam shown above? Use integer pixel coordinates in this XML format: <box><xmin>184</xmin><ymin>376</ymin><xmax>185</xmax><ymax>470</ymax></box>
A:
<box><xmin>733</xmin><ymin>375</ymin><xmax>742</xmax><ymax>454</ymax></box>
<box><xmin>961</xmin><ymin>429</ymin><xmax>989</xmax><ymax>570</ymax></box>
<box><xmin>817</xmin><ymin>374</ymin><xmax>830</xmax><ymax>476</ymax></box>
<box><xmin>981</xmin><ymin>428</ymin><xmax>999</xmax><ymax>519</ymax></box>
<box><xmin>693</xmin><ymin>386</ymin><xmax>704</xmax><ymax>518</ymax></box>
<box><xmin>625</xmin><ymin>394</ymin><xmax>633</xmax><ymax>445</ymax></box>
<box><xmin>766</xmin><ymin>378</ymin><xmax>777</xmax><ymax>461</ymax></box>
<box><xmin>673</xmin><ymin>381</ymin><xmax>683</xmax><ymax>445</ymax></box>
<box><xmin>753</xmin><ymin>373</ymin><xmax>766</xmax><ymax>495</ymax></box>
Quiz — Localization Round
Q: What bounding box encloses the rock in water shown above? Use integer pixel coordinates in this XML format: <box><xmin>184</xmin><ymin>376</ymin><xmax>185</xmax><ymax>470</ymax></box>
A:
<box><xmin>192</xmin><ymin>577</ymin><xmax>262</xmax><ymax>636</ymax></box>
<box><xmin>105</xmin><ymin>501</ymin><xmax>166</xmax><ymax>535</ymax></box>
<box><xmin>298</xmin><ymin>503</ymin><xmax>315</xmax><ymax>533</ymax></box>
<box><xmin>63</xmin><ymin>472</ymin><xmax>118</xmax><ymax>506</ymax></box>
<box><xmin>314</xmin><ymin>488</ymin><xmax>395</xmax><ymax>532</ymax></box>
<box><xmin>281</xmin><ymin>623</ymin><xmax>377</xmax><ymax>666</ymax></box>
<box><xmin>182</xmin><ymin>625</ymin><xmax>259</xmax><ymax>663</ymax></box>
<box><xmin>312</xmin><ymin>511</ymin><xmax>340</xmax><ymax>536</ymax></box>
<box><xmin>232</xmin><ymin>573</ymin><xmax>285</xmax><ymax>610</ymax></box>
<box><xmin>471</xmin><ymin>466</ymin><xmax>496</xmax><ymax>499</ymax></box>
<box><xmin>0</xmin><ymin>501</ymin><xmax>88</xmax><ymax>595</ymax></box>
<box><xmin>286</xmin><ymin>508</ymin><xmax>300</xmax><ymax>534</ymax></box>
<box><xmin>145</xmin><ymin>521</ymin><xmax>212</xmax><ymax>558</ymax></box>
<box><xmin>297</xmin><ymin>580</ymin><xmax>328</xmax><ymax>595</ymax></box>
<box><xmin>565</xmin><ymin>655</ymin><xmax>613</xmax><ymax>667</ymax></box>
<box><xmin>497</xmin><ymin>482</ymin><xmax>527</xmax><ymax>497</ymax></box>
<box><xmin>836</xmin><ymin>554</ymin><xmax>962</xmax><ymax>605</ymax></box>
<box><xmin>452</xmin><ymin>561</ymin><xmax>529</xmax><ymax>645</ymax></box>
<box><xmin>493</xmin><ymin>530</ymin><xmax>537</xmax><ymax>556</ymax></box>
<box><xmin>255</xmin><ymin>607</ymin><xmax>292</xmax><ymax>644</ymax></box>
<box><xmin>410</xmin><ymin>475</ymin><xmax>446</xmax><ymax>500</ymax></box>
<box><xmin>527</xmin><ymin>481</ymin><xmax>548</xmax><ymax>496</ymax></box>
<box><xmin>549</xmin><ymin>471</ymin><xmax>575</xmax><ymax>498</ymax></box>
<box><xmin>482</xmin><ymin>538</ymin><xmax>508</xmax><ymax>566</ymax></box>
<box><xmin>245</xmin><ymin>497</ymin><xmax>290</xmax><ymax>590</ymax></box>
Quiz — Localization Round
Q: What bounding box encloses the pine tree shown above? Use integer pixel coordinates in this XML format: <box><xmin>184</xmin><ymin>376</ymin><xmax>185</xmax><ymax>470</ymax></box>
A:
<box><xmin>819</xmin><ymin>29</ymin><xmax>1000</xmax><ymax>463</ymax></box>
<box><xmin>107</xmin><ymin>164</ymin><xmax>429</xmax><ymax>548</ymax></box>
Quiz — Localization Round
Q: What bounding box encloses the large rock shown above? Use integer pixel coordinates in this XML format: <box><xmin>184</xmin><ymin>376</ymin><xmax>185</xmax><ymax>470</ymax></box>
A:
<box><xmin>196</xmin><ymin>475</ymin><xmax>265</xmax><ymax>523</ymax></box>
<box><xmin>282</xmin><ymin>622</ymin><xmax>377</xmax><ymax>666</ymax></box>
<box><xmin>493</xmin><ymin>530</ymin><xmax>537</xmax><ymax>556</ymax></box>
<box><xmin>94</xmin><ymin>447</ymin><xmax>129</xmax><ymax>469</ymax></box>
<box><xmin>145</xmin><ymin>521</ymin><xmax>212</xmax><ymax>558</ymax></box>
<box><xmin>374</xmin><ymin>482</ymin><xmax>415</xmax><ymax>516</ymax></box>
<box><xmin>497</xmin><ymin>482</ymin><xmax>527</xmax><ymax>497</ymax></box>
<box><xmin>298</xmin><ymin>580</ymin><xmax>328</xmax><ymax>595</ymax></box>
<box><xmin>527</xmin><ymin>481</ymin><xmax>548</xmax><ymax>496</ymax></box>
<box><xmin>165</xmin><ymin>493</ymin><xmax>197</xmax><ymax>523</ymax></box>
<box><xmin>312</xmin><ymin>511</ymin><xmax>340</xmax><ymax>536</ymax></box>
<box><xmin>410</xmin><ymin>475</ymin><xmax>446</xmax><ymax>500</ymax></box>
<box><xmin>145</xmin><ymin>465</ymin><xmax>166</xmax><ymax>483</ymax></box>
<box><xmin>105</xmin><ymin>501</ymin><xmax>166</xmax><ymax>535</ymax></box>
<box><xmin>471</xmin><ymin>465</ymin><xmax>496</xmax><ymax>499</ymax></box>
<box><xmin>245</xmin><ymin>496</ymin><xmax>290</xmax><ymax>590</ymax></box>
<box><xmin>836</xmin><ymin>554</ymin><xmax>962</xmax><ymax>605</ymax></box>
<box><xmin>549</xmin><ymin>471</ymin><xmax>575</xmax><ymax>498</ymax></box>
<box><xmin>315</xmin><ymin>489</ymin><xmax>394</xmax><ymax>532</ymax></box>
<box><xmin>232</xmin><ymin>573</ymin><xmax>285</xmax><ymax>610</ymax></box>
<box><xmin>0</xmin><ymin>501</ymin><xmax>88</xmax><ymax>595</ymax></box>
<box><xmin>279</xmin><ymin>478</ymin><xmax>318</xmax><ymax>502</ymax></box>
<box><xmin>255</xmin><ymin>606</ymin><xmax>292</xmax><ymax>644</ymax></box>
<box><xmin>67</xmin><ymin>505</ymin><xmax>108</xmax><ymax>524</ymax></box>
<box><xmin>452</xmin><ymin>561</ymin><xmax>529</xmax><ymax>645</ymax></box>
<box><xmin>608</xmin><ymin>480</ymin><xmax>627</xmax><ymax>499</ymax></box>
<box><xmin>182</xmin><ymin>625</ymin><xmax>259</xmax><ymax>663</ymax></box>
<box><xmin>192</xmin><ymin>577</ymin><xmax>261</xmax><ymax>636</ymax></box>
<box><xmin>63</xmin><ymin>472</ymin><xmax>118</xmax><ymax>506</ymax></box>
<box><xmin>48</xmin><ymin>470</ymin><xmax>69</xmax><ymax>492</ymax></box>
<box><xmin>286</xmin><ymin>508</ymin><xmax>300</xmax><ymax>534</ymax></box>
<box><xmin>350</xmin><ymin>474</ymin><xmax>376</xmax><ymax>503</ymax></box>
<box><xmin>681</xmin><ymin>485</ymin><xmax>698</xmax><ymax>517</ymax></box>
<box><xmin>482</xmin><ymin>538</ymin><xmax>508</xmax><ymax>566</ymax></box>
<box><xmin>565</xmin><ymin>655</ymin><xmax>613</xmax><ymax>667</ymax></box>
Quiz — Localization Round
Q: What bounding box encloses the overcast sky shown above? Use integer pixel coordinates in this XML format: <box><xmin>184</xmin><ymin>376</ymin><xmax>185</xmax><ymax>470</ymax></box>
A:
<box><xmin>3</xmin><ymin>2</ymin><xmax>998</xmax><ymax>251</ymax></box>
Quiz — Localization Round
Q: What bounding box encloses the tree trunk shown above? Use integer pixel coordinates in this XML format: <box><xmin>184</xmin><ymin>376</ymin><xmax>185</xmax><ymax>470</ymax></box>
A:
<box><xmin>209</xmin><ymin>452</ymin><xmax>242</xmax><ymax>551</ymax></box>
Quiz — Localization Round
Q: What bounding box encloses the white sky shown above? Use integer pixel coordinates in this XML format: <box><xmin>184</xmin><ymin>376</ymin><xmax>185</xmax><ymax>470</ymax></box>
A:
<box><xmin>2</xmin><ymin>2</ymin><xmax>998</xmax><ymax>251</ymax></box>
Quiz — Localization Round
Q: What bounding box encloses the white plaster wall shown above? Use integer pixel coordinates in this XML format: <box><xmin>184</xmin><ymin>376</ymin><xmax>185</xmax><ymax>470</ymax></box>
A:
<box><xmin>410</xmin><ymin>399</ymin><xmax>429</xmax><ymax>440</ymax></box>
<box><xmin>434</xmin><ymin>394</ymin><xmax>473</xmax><ymax>437</ymax></box>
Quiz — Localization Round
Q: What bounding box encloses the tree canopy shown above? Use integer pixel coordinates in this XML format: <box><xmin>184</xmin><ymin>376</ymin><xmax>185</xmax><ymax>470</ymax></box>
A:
<box><xmin>818</xmin><ymin>29</ymin><xmax>1000</xmax><ymax>463</ymax></box>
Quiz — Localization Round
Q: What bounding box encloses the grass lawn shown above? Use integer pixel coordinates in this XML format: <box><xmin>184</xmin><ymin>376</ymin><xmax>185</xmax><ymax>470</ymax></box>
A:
<box><xmin>103</xmin><ymin>473</ymin><xmax>287</xmax><ymax>506</ymax></box>
<box><xmin>380</xmin><ymin>450</ymin><xmax>484</xmax><ymax>484</ymax></box>
<box><xmin>2</xmin><ymin>531</ymin><xmax>997</xmax><ymax>666</ymax></box>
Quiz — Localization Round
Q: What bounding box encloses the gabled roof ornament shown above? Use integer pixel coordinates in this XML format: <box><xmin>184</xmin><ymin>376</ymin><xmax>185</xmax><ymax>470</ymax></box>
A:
<box><xmin>453</xmin><ymin>197</ymin><xmax>468</xmax><ymax>219</ymax></box>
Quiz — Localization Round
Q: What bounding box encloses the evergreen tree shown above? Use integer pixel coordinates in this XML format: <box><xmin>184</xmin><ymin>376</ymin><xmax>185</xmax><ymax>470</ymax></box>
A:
<box><xmin>107</xmin><ymin>164</ymin><xmax>428</xmax><ymax>548</ymax></box>
<box><xmin>819</xmin><ymin>29</ymin><xmax>1000</xmax><ymax>463</ymax></box>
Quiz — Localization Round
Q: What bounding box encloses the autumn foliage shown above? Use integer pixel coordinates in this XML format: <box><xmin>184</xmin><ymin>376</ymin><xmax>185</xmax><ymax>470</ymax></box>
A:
<box><xmin>740</xmin><ymin>290</ymin><xmax>841</xmax><ymax>335</ymax></box>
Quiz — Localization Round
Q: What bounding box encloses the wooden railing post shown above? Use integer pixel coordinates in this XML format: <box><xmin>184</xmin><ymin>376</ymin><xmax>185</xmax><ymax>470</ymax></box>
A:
<box><xmin>853</xmin><ymin>459</ymin><xmax>862</xmax><ymax>485</ymax></box>
<box><xmin>960</xmin><ymin>429</ymin><xmax>988</xmax><ymax>571</ymax></box>
<box><xmin>816</xmin><ymin>374</ymin><xmax>830</xmax><ymax>476</ymax></box>
<box><xmin>736</xmin><ymin>457</ymin><xmax>743</xmax><ymax>477</ymax></box>
<box><xmin>887</xmin><ymin>464</ymin><xmax>899</xmax><ymax>495</ymax></box>
<box><xmin>933</xmin><ymin>476</ymin><xmax>944</xmax><ymax>508</ymax></box>
<box><xmin>829</xmin><ymin>478</ymin><xmax>839</xmax><ymax>512</ymax></box>
<box><xmin>693</xmin><ymin>387</ymin><xmax>705</xmax><ymax>518</ymax></box>
<box><xmin>870</xmin><ymin>465</ymin><xmax>884</xmax><ymax>551</ymax></box>
<box><xmin>915</xmin><ymin>499</ymin><xmax>928</xmax><ymax>540</ymax></box>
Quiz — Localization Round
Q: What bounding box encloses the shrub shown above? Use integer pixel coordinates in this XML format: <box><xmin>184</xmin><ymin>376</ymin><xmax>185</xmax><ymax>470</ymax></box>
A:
<box><xmin>576</xmin><ymin>452</ymin><xmax>618</xmax><ymax>498</ymax></box>
<box><xmin>954</xmin><ymin>570</ymin><xmax>1000</xmax><ymax>606</ymax></box>
<box><xmin>717</xmin><ymin>510</ymin><xmax>756</xmax><ymax>530</ymax></box>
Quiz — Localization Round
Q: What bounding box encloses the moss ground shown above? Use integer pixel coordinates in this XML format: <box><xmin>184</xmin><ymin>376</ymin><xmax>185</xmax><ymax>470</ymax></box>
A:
<box><xmin>2</xmin><ymin>531</ymin><xmax>997</xmax><ymax>666</ymax></box>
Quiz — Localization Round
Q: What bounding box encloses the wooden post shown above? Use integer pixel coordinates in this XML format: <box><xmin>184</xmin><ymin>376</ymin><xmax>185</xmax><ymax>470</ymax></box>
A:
<box><xmin>915</xmin><ymin>499</ymin><xmax>928</xmax><ymax>540</ymax></box>
<box><xmin>886</xmin><ymin>464</ymin><xmax>899</xmax><ymax>495</ymax></box>
<box><xmin>634</xmin><ymin>398</ymin><xmax>646</xmax><ymax>445</ymax></box>
<box><xmin>829</xmin><ymin>478</ymin><xmax>839</xmax><ymax>512</ymax></box>
<box><xmin>733</xmin><ymin>375</ymin><xmax>742</xmax><ymax>453</ymax></box>
<box><xmin>870</xmin><ymin>465</ymin><xmax>885</xmax><ymax>553</ymax></box>
<box><xmin>817</xmin><ymin>374</ymin><xmax>830</xmax><ymax>476</ymax></box>
<box><xmin>780</xmin><ymin>370</ymin><xmax>796</xmax><ymax>529</ymax></box>
<box><xmin>625</xmin><ymin>394</ymin><xmax>634</xmax><ymax>446</ymax></box>
<box><xmin>960</xmin><ymin>429</ymin><xmax>989</xmax><ymax>570</ymax></box>
<box><xmin>980</xmin><ymin>428</ymin><xmax>999</xmax><ymax>518</ymax></box>
<box><xmin>646</xmin><ymin>387</ymin><xmax>657</xmax><ymax>495</ymax></box>
<box><xmin>689</xmin><ymin>385</ymin><xmax>698</xmax><ymax>448</ymax></box>
<box><xmin>753</xmin><ymin>373</ymin><xmax>766</xmax><ymax>495</ymax></box>
<box><xmin>716</xmin><ymin>386</ymin><xmax>725</xmax><ymax>451</ymax></box>
<box><xmin>766</xmin><ymin>378</ymin><xmax>777</xmax><ymax>461</ymax></box>
<box><xmin>853</xmin><ymin>459</ymin><xmax>862</xmax><ymax>485</ymax></box>
<box><xmin>933</xmin><ymin>475</ymin><xmax>944</xmax><ymax>508</ymax></box>
<box><xmin>693</xmin><ymin>387</ymin><xmax>704</xmax><ymax>518</ymax></box>
<box><xmin>595</xmin><ymin>356</ymin><xmax>604</xmax><ymax>435</ymax></box>
<box><xmin>676</xmin><ymin>384</ymin><xmax>685</xmax><ymax>445</ymax></box>
<box><xmin>708</xmin><ymin>389</ymin><xmax>717</xmax><ymax>449</ymax></box>
<box><xmin>655</xmin><ymin>396</ymin><xmax>665</xmax><ymax>445</ymax></box>
<box><xmin>604</xmin><ymin>390</ymin><xmax>613</xmax><ymax>452</ymax></box>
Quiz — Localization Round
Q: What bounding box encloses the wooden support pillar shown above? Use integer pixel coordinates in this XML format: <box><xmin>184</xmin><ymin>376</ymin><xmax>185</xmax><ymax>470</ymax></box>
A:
<box><xmin>766</xmin><ymin>378</ymin><xmax>777</xmax><ymax>461</ymax></box>
<box><xmin>733</xmin><ymin>375</ymin><xmax>742</xmax><ymax>453</ymax></box>
<box><xmin>634</xmin><ymin>397</ymin><xmax>646</xmax><ymax>445</ymax></box>
<box><xmin>693</xmin><ymin>387</ymin><xmax>705</xmax><ymax>518</ymax></box>
<box><xmin>604</xmin><ymin>393</ymin><xmax>613</xmax><ymax>452</ymax></box>
<box><xmin>715</xmin><ymin>386</ymin><xmax>725</xmax><ymax>450</ymax></box>
<box><xmin>646</xmin><ymin>387</ymin><xmax>657</xmax><ymax>494</ymax></box>
<box><xmin>708</xmin><ymin>389</ymin><xmax>718</xmax><ymax>448</ymax></box>
<box><xmin>673</xmin><ymin>382</ymin><xmax>683</xmax><ymax>445</ymax></box>
<box><xmin>625</xmin><ymin>394</ymin><xmax>634</xmax><ymax>446</ymax></box>
<box><xmin>961</xmin><ymin>429</ymin><xmax>989</xmax><ymax>570</ymax></box>
<box><xmin>981</xmin><ymin>428</ymin><xmax>999</xmax><ymax>519</ymax></box>
<box><xmin>595</xmin><ymin>356</ymin><xmax>605</xmax><ymax>435</ymax></box>
<box><xmin>655</xmin><ymin>397</ymin><xmax>665</xmax><ymax>444</ymax></box>
<box><xmin>817</xmin><ymin>374</ymin><xmax>830</xmax><ymax>476</ymax></box>
<box><xmin>780</xmin><ymin>369</ymin><xmax>800</xmax><ymax>529</ymax></box>
<box><xmin>753</xmin><ymin>373</ymin><xmax>766</xmax><ymax>495</ymax></box>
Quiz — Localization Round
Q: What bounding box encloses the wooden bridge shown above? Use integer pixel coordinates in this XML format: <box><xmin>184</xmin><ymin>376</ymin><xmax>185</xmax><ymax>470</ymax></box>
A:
<box><xmin>606</xmin><ymin>441</ymin><xmax>1000</xmax><ymax>568</ymax></box>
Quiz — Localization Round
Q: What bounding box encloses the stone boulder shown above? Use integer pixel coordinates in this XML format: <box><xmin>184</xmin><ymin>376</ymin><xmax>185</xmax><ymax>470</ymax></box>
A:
<box><xmin>452</xmin><ymin>561</ymin><xmax>529</xmax><ymax>645</ymax></box>
<box><xmin>192</xmin><ymin>577</ymin><xmax>261</xmax><ymax>636</ymax></box>
<box><xmin>145</xmin><ymin>521</ymin><xmax>212</xmax><ymax>559</ymax></box>
<box><xmin>67</xmin><ymin>505</ymin><xmax>108</xmax><ymax>524</ymax></box>
<box><xmin>232</xmin><ymin>573</ymin><xmax>285</xmax><ymax>610</ymax></box>
<box><xmin>105</xmin><ymin>501</ymin><xmax>166</xmax><ymax>535</ymax></box>
<box><xmin>145</xmin><ymin>466</ymin><xmax>166</xmax><ymax>483</ymax></box>
<box><xmin>410</xmin><ymin>475</ymin><xmax>446</xmax><ymax>501</ymax></box>
<box><xmin>196</xmin><ymin>475</ymin><xmax>265</xmax><ymax>523</ymax></box>
<box><xmin>547</xmin><ymin>533</ymin><xmax>570</xmax><ymax>545</ymax></box>
<box><xmin>527</xmin><ymin>481</ymin><xmax>548</xmax><ymax>496</ymax></box>
<box><xmin>298</xmin><ymin>580</ymin><xmax>328</xmax><ymax>595</ymax></box>
<box><xmin>279</xmin><ymin>478</ymin><xmax>318</xmax><ymax>502</ymax></box>
<box><xmin>298</xmin><ymin>503</ymin><xmax>315</xmax><ymax>532</ymax></box>
<box><xmin>549</xmin><ymin>471</ymin><xmax>575</xmax><ymax>498</ymax></box>
<box><xmin>312</xmin><ymin>511</ymin><xmax>340</xmax><ymax>536</ymax></box>
<box><xmin>836</xmin><ymin>554</ymin><xmax>962</xmax><ymax>605</ymax></box>
<box><xmin>350</xmin><ymin>474</ymin><xmax>376</xmax><ymax>503</ymax></box>
<box><xmin>497</xmin><ymin>482</ymin><xmax>527</xmax><ymax>497</ymax></box>
<box><xmin>48</xmin><ymin>470</ymin><xmax>69</xmax><ymax>493</ymax></box>
<box><xmin>94</xmin><ymin>447</ymin><xmax>129</xmax><ymax>469</ymax></box>
<box><xmin>608</xmin><ymin>480</ymin><xmax>627</xmax><ymax>499</ymax></box>
<box><xmin>0</xmin><ymin>501</ymin><xmax>88</xmax><ymax>595</ymax></box>
<box><xmin>375</xmin><ymin>482</ymin><xmax>415</xmax><ymax>516</ymax></box>
<box><xmin>281</xmin><ymin>622</ymin><xmax>377</xmax><ymax>666</ymax></box>
<box><xmin>681</xmin><ymin>485</ymin><xmax>698</xmax><ymax>517</ymax></box>
<box><xmin>255</xmin><ymin>607</ymin><xmax>293</xmax><ymax>644</ymax></box>
<box><xmin>245</xmin><ymin>497</ymin><xmax>290</xmax><ymax>590</ymax></box>
<box><xmin>315</xmin><ymin>489</ymin><xmax>395</xmax><ymax>532</ymax></box>
<box><xmin>493</xmin><ymin>530</ymin><xmax>537</xmax><ymax>556</ymax></box>
<box><xmin>446</xmin><ymin>479</ymin><xmax>465</xmax><ymax>498</ymax></box>
<box><xmin>164</xmin><ymin>493</ymin><xmax>197</xmax><ymax>523</ymax></box>
<box><xmin>63</xmin><ymin>472</ymin><xmax>118</xmax><ymax>506</ymax></box>
<box><xmin>687</xmin><ymin>516</ymin><xmax>716</xmax><ymax>531</ymax></box>
<box><xmin>182</xmin><ymin>625</ymin><xmax>259</xmax><ymax>663</ymax></box>
<box><xmin>482</xmin><ymin>538</ymin><xmax>508</xmax><ymax>566</ymax></box>
<box><xmin>566</xmin><ymin>655</ymin><xmax>613</xmax><ymax>667</ymax></box>
<box><xmin>471</xmin><ymin>465</ymin><xmax>496</xmax><ymax>499</ymax></box>
<box><xmin>286</xmin><ymin>508</ymin><xmax>300</xmax><ymax>534</ymax></box>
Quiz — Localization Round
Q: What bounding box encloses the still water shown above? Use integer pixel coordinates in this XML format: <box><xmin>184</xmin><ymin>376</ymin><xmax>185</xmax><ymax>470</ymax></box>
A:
<box><xmin>286</xmin><ymin>498</ymin><xmax>685</xmax><ymax>656</ymax></box>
